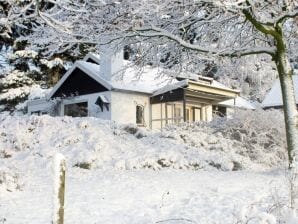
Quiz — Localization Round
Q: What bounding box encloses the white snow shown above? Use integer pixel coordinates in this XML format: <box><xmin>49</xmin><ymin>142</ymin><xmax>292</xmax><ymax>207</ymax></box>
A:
<box><xmin>28</xmin><ymin>87</ymin><xmax>52</xmax><ymax>100</ymax></box>
<box><xmin>219</xmin><ymin>96</ymin><xmax>256</xmax><ymax>109</ymax></box>
<box><xmin>0</xmin><ymin>70</ymin><xmax>33</xmax><ymax>87</ymax></box>
<box><xmin>0</xmin><ymin>85</ymin><xmax>40</xmax><ymax>102</ymax></box>
<box><xmin>262</xmin><ymin>73</ymin><xmax>298</xmax><ymax>108</ymax></box>
<box><xmin>78</xmin><ymin>60</ymin><xmax>177</xmax><ymax>94</ymax></box>
<box><xmin>76</xmin><ymin>56</ymin><xmax>239</xmax><ymax>95</ymax></box>
<box><xmin>9</xmin><ymin>50</ymin><xmax>38</xmax><ymax>60</ymax></box>
<box><xmin>0</xmin><ymin>111</ymin><xmax>291</xmax><ymax>223</ymax></box>
<box><xmin>40</xmin><ymin>58</ymin><xmax>64</xmax><ymax>69</ymax></box>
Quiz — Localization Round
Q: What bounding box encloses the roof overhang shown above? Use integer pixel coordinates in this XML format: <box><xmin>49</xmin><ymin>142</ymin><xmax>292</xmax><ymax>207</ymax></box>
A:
<box><xmin>150</xmin><ymin>80</ymin><xmax>239</xmax><ymax>105</ymax></box>
<box><xmin>187</xmin><ymin>80</ymin><xmax>239</xmax><ymax>101</ymax></box>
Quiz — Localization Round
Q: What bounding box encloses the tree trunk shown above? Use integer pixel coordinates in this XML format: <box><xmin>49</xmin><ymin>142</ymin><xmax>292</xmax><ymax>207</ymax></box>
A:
<box><xmin>275</xmin><ymin>48</ymin><xmax>298</xmax><ymax>167</ymax></box>
<box><xmin>275</xmin><ymin>47</ymin><xmax>298</xmax><ymax>211</ymax></box>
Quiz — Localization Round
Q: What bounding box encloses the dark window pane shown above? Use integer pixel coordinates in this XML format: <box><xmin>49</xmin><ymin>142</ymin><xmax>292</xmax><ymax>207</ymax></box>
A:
<box><xmin>64</xmin><ymin>102</ymin><xmax>88</xmax><ymax>117</ymax></box>
<box><xmin>136</xmin><ymin>105</ymin><xmax>144</xmax><ymax>125</ymax></box>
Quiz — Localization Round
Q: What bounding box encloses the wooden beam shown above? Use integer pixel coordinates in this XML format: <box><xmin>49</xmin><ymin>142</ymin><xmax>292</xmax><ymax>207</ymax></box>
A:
<box><xmin>185</xmin><ymin>89</ymin><xmax>234</xmax><ymax>103</ymax></box>
<box><xmin>187</xmin><ymin>82</ymin><xmax>239</xmax><ymax>98</ymax></box>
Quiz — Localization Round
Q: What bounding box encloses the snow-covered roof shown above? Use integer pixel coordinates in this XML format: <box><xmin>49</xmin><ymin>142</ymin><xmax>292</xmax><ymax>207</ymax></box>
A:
<box><xmin>218</xmin><ymin>96</ymin><xmax>256</xmax><ymax>109</ymax></box>
<box><xmin>77</xmin><ymin>60</ymin><xmax>178</xmax><ymax>94</ymax></box>
<box><xmin>261</xmin><ymin>74</ymin><xmax>298</xmax><ymax>108</ymax></box>
<box><xmin>152</xmin><ymin>80</ymin><xmax>189</xmax><ymax>96</ymax></box>
<box><xmin>48</xmin><ymin>53</ymin><xmax>239</xmax><ymax>99</ymax></box>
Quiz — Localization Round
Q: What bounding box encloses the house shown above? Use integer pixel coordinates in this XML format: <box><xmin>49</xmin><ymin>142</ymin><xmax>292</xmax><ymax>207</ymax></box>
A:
<box><xmin>27</xmin><ymin>50</ymin><xmax>254</xmax><ymax>129</ymax></box>
<box><xmin>262</xmin><ymin>73</ymin><xmax>298</xmax><ymax>109</ymax></box>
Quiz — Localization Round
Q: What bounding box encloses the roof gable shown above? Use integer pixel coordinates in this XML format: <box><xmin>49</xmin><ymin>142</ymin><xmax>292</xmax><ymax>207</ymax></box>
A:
<box><xmin>51</xmin><ymin>67</ymin><xmax>109</xmax><ymax>98</ymax></box>
<box><xmin>48</xmin><ymin>61</ymin><xmax>111</xmax><ymax>99</ymax></box>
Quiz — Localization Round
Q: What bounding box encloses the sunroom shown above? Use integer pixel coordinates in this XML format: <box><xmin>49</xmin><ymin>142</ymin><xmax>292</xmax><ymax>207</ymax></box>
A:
<box><xmin>150</xmin><ymin>79</ymin><xmax>239</xmax><ymax>129</ymax></box>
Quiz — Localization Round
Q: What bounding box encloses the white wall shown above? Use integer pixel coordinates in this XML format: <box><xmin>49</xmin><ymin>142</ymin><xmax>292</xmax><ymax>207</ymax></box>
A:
<box><xmin>111</xmin><ymin>91</ymin><xmax>150</xmax><ymax>127</ymax></box>
<box><xmin>59</xmin><ymin>92</ymin><xmax>111</xmax><ymax>120</ymax></box>
<box><xmin>27</xmin><ymin>99</ymin><xmax>52</xmax><ymax>114</ymax></box>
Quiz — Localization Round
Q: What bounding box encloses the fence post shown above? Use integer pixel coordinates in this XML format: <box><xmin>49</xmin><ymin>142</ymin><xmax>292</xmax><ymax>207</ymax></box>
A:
<box><xmin>52</xmin><ymin>153</ymin><xmax>66</xmax><ymax>224</ymax></box>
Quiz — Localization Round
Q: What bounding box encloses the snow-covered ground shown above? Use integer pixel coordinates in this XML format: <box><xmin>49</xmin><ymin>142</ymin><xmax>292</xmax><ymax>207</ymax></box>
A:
<box><xmin>0</xmin><ymin>112</ymin><xmax>294</xmax><ymax>223</ymax></box>
<box><xmin>0</xmin><ymin>168</ymin><xmax>289</xmax><ymax>224</ymax></box>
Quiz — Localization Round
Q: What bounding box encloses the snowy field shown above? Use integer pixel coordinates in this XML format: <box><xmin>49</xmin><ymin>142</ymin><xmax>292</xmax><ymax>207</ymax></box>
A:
<box><xmin>0</xmin><ymin>112</ymin><xmax>294</xmax><ymax>223</ymax></box>
<box><xmin>1</xmin><ymin>168</ymin><xmax>289</xmax><ymax>224</ymax></box>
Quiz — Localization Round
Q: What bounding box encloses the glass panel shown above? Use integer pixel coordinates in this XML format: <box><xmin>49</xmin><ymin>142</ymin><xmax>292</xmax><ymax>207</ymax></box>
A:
<box><xmin>64</xmin><ymin>102</ymin><xmax>88</xmax><ymax>117</ymax></box>
<box><xmin>194</xmin><ymin>108</ymin><xmax>201</xmax><ymax>121</ymax></box>
<box><xmin>136</xmin><ymin>105</ymin><xmax>144</xmax><ymax>125</ymax></box>
<box><xmin>166</xmin><ymin>104</ymin><xmax>173</xmax><ymax>119</ymax></box>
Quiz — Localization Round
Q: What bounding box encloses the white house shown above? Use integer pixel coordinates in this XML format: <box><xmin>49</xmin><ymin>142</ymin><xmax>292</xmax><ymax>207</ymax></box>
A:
<box><xmin>262</xmin><ymin>73</ymin><xmax>298</xmax><ymax>109</ymax></box>
<box><xmin>27</xmin><ymin>50</ymin><xmax>254</xmax><ymax>129</ymax></box>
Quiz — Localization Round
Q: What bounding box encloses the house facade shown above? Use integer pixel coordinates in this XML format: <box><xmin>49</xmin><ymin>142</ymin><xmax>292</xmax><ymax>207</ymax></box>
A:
<box><xmin>28</xmin><ymin>51</ymin><xmax>254</xmax><ymax>129</ymax></box>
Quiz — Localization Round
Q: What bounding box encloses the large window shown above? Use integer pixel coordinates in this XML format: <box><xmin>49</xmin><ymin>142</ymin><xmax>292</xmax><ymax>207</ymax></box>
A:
<box><xmin>64</xmin><ymin>102</ymin><xmax>88</xmax><ymax>117</ymax></box>
<box><xmin>136</xmin><ymin>105</ymin><xmax>144</xmax><ymax>125</ymax></box>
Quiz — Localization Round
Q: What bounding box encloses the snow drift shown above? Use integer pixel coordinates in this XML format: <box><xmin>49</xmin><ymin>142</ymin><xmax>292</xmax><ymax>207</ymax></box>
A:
<box><xmin>0</xmin><ymin>109</ymin><xmax>286</xmax><ymax>175</ymax></box>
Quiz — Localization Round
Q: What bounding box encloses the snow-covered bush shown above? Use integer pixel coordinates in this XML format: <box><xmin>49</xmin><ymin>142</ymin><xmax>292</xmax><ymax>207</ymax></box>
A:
<box><xmin>161</xmin><ymin>109</ymin><xmax>287</xmax><ymax>168</ymax></box>
<box><xmin>208</xmin><ymin>109</ymin><xmax>286</xmax><ymax>165</ymax></box>
<box><xmin>0</xmin><ymin>110</ymin><xmax>287</xmax><ymax>172</ymax></box>
<box><xmin>121</xmin><ymin>123</ymin><xmax>149</xmax><ymax>138</ymax></box>
<box><xmin>0</xmin><ymin>169</ymin><xmax>22</xmax><ymax>192</ymax></box>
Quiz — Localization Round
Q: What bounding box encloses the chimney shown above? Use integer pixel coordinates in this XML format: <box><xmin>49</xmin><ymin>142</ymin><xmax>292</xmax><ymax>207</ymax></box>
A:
<box><xmin>99</xmin><ymin>45</ymin><xmax>123</xmax><ymax>81</ymax></box>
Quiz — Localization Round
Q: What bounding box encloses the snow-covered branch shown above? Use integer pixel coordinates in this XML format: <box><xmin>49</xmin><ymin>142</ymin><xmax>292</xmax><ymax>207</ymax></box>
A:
<box><xmin>134</xmin><ymin>26</ymin><xmax>275</xmax><ymax>57</ymax></box>
<box><xmin>275</xmin><ymin>10</ymin><xmax>298</xmax><ymax>25</ymax></box>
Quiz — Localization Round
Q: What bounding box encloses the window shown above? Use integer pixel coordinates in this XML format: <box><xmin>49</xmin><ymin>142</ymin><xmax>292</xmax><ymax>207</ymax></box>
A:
<box><xmin>95</xmin><ymin>95</ymin><xmax>110</xmax><ymax>111</ymax></box>
<box><xmin>31</xmin><ymin>111</ymin><xmax>41</xmax><ymax>115</ymax></box>
<box><xmin>174</xmin><ymin>107</ymin><xmax>181</xmax><ymax>118</ymax></box>
<box><xmin>64</xmin><ymin>102</ymin><xmax>88</xmax><ymax>117</ymax></box>
<box><xmin>136</xmin><ymin>105</ymin><xmax>144</xmax><ymax>125</ymax></box>
<box><xmin>212</xmin><ymin>106</ymin><xmax>227</xmax><ymax>117</ymax></box>
<box><xmin>174</xmin><ymin>107</ymin><xmax>182</xmax><ymax>123</ymax></box>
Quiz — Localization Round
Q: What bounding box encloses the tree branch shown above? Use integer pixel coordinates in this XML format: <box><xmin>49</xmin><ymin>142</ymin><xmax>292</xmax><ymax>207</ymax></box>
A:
<box><xmin>242</xmin><ymin>8</ymin><xmax>276</xmax><ymax>36</ymax></box>
<box><xmin>134</xmin><ymin>26</ymin><xmax>275</xmax><ymax>57</ymax></box>
<box><xmin>275</xmin><ymin>10</ymin><xmax>298</xmax><ymax>25</ymax></box>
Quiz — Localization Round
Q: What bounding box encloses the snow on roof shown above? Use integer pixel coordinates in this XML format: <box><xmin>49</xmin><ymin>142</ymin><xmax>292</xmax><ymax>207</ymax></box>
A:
<box><xmin>218</xmin><ymin>96</ymin><xmax>256</xmax><ymax>109</ymax></box>
<box><xmin>152</xmin><ymin>80</ymin><xmax>189</xmax><ymax>96</ymax></box>
<box><xmin>78</xmin><ymin>60</ymin><xmax>178</xmax><ymax>94</ymax></box>
<box><xmin>78</xmin><ymin>57</ymin><xmax>240</xmax><ymax>96</ymax></box>
<box><xmin>261</xmin><ymin>73</ymin><xmax>298</xmax><ymax>108</ymax></box>
<box><xmin>49</xmin><ymin>53</ymin><xmax>239</xmax><ymax>98</ymax></box>
<box><xmin>83</xmin><ymin>53</ymin><xmax>100</xmax><ymax>64</ymax></box>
